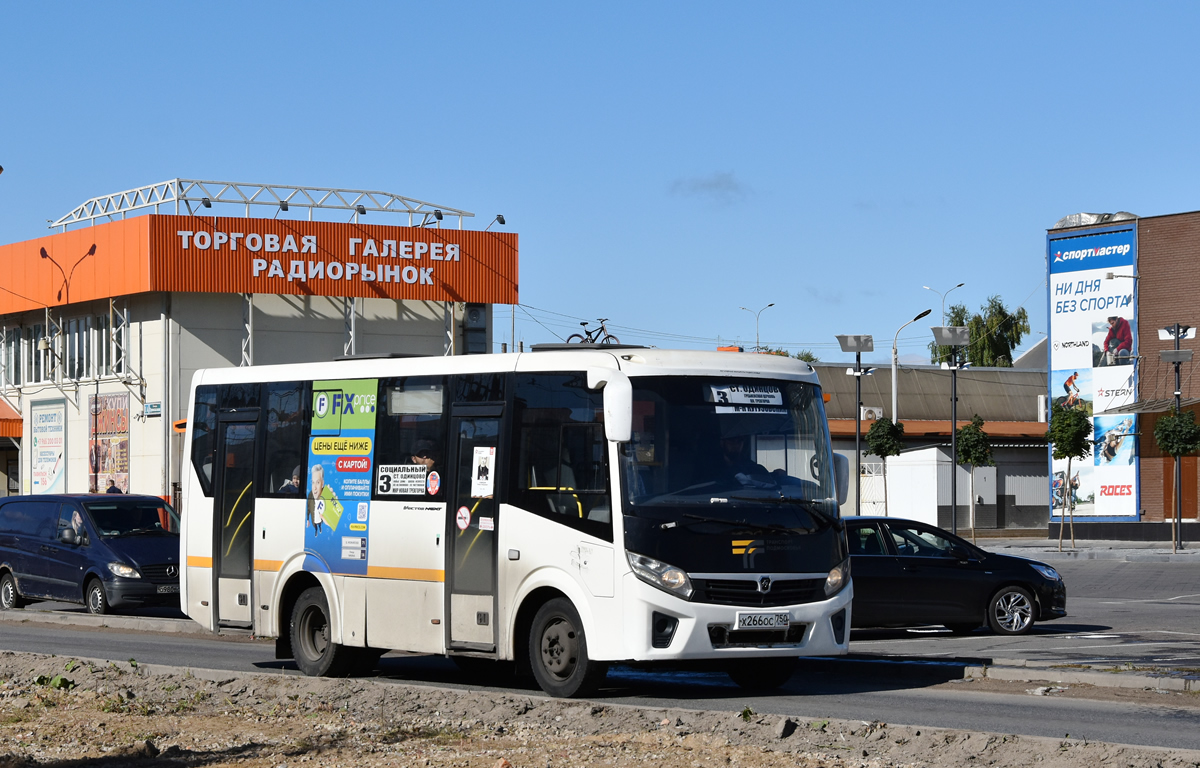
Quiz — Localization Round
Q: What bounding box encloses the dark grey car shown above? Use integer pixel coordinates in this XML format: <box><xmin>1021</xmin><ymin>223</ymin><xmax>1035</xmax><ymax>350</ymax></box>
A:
<box><xmin>846</xmin><ymin>517</ymin><xmax>1067</xmax><ymax>635</ymax></box>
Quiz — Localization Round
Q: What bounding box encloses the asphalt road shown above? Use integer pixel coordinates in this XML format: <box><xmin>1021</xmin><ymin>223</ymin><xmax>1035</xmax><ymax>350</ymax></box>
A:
<box><xmin>1</xmin><ymin>560</ymin><xmax>1198</xmax><ymax>750</ymax></box>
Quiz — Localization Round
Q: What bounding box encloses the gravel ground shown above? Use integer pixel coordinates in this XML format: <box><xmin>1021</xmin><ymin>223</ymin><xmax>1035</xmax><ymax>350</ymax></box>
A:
<box><xmin>0</xmin><ymin>651</ymin><xmax>1195</xmax><ymax>767</ymax></box>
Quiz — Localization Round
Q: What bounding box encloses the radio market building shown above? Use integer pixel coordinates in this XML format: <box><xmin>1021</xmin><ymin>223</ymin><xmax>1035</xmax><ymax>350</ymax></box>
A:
<box><xmin>0</xmin><ymin>180</ymin><xmax>518</xmax><ymax>503</ymax></box>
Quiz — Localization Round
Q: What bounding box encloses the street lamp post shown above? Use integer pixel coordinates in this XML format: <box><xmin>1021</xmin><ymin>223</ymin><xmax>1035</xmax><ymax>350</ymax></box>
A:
<box><xmin>837</xmin><ymin>334</ymin><xmax>875</xmax><ymax>517</ymax></box>
<box><xmin>923</xmin><ymin>282</ymin><xmax>965</xmax><ymax>325</ymax></box>
<box><xmin>933</xmin><ymin>326</ymin><xmax>970</xmax><ymax>535</ymax></box>
<box><xmin>892</xmin><ymin>309</ymin><xmax>933</xmax><ymax>422</ymax></box>
<box><xmin>1160</xmin><ymin>323</ymin><xmax>1196</xmax><ymax>552</ymax></box>
<box><xmin>740</xmin><ymin>303</ymin><xmax>775</xmax><ymax>352</ymax></box>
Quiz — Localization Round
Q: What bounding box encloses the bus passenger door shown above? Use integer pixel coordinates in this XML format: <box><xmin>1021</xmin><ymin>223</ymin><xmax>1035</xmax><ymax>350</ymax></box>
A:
<box><xmin>447</xmin><ymin>410</ymin><xmax>501</xmax><ymax>651</ymax></box>
<box><xmin>213</xmin><ymin>416</ymin><xmax>258</xmax><ymax>627</ymax></box>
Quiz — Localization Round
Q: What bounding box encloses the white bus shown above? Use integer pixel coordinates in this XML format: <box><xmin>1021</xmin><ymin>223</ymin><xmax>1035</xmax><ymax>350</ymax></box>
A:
<box><xmin>180</xmin><ymin>346</ymin><xmax>851</xmax><ymax>697</ymax></box>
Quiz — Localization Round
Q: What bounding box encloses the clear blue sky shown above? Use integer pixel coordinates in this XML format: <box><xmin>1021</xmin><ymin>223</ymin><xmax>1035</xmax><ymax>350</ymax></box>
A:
<box><xmin>3</xmin><ymin>2</ymin><xmax>1198</xmax><ymax>364</ymax></box>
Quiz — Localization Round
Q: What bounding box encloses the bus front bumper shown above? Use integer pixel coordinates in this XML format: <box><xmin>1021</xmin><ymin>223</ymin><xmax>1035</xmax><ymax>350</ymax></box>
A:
<box><xmin>621</xmin><ymin>574</ymin><xmax>853</xmax><ymax>661</ymax></box>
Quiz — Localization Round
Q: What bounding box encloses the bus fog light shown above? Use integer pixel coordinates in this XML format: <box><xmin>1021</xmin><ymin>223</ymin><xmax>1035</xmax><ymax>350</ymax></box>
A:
<box><xmin>627</xmin><ymin>551</ymin><xmax>694</xmax><ymax>599</ymax></box>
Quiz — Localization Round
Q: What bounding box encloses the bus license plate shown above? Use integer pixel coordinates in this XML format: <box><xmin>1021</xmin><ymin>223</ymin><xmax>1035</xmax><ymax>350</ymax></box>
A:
<box><xmin>156</xmin><ymin>584</ymin><xmax>179</xmax><ymax>594</ymax></box>
<box><xmin>736</xmin><ymin>612</ymin><xmax>790</xmax><ymax>630</ymax></box>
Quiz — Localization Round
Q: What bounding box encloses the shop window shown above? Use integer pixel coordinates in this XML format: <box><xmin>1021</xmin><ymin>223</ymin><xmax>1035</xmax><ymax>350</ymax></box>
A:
<box><xmin>374</xmin><ymin>377</ymin><xmax>446</xmax><ymax>500</ymax></box>
<box><xmin>1</xmin><ymin>329</ymin><xmax>20</xmax><ymax>387</ymax></box>
<box><xmin>191</xmin><ymin>385</ymin><xmax>219</xmax><ymax>497</ymax></box>
<box><xmin>261</xmin><ymin>381</ymin><xmax>309</xmax><ymax>498</ymax></box>
<box><xmin>509</xmin><ymin>372</ymin><xmax>611</xmax><ymax>540</ymax></box>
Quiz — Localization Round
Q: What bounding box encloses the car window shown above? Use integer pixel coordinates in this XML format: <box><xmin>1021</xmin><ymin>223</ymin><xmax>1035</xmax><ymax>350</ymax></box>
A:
<box><xmin>847</xmin><ymin>524</ymin><xmax>888</xmax><ymax>556</ymax></box>
<box><xmin>887</xmin><ymin>524</ymin><xmax>958</xmax><ymax>558</ymax></box>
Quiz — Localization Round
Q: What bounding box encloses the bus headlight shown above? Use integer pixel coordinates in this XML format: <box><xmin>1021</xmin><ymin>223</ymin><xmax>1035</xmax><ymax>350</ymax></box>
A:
<box><xmin>824</xmin><ymin>558</ymin><xmax>849</xmax><ymax>596</ymax></box>
<box><xmin>107</xmin><ymin>562</ymin><xmax>141</xmax><ymax>579</ymax></box>
<box><xmin>627</xmin><ymin>552</ymin><xmax>693</xmax><ymax>600</ymax></box>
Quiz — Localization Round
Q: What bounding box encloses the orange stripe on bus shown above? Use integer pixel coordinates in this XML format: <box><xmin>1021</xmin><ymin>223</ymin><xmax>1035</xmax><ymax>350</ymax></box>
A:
<box><xmin>366</xmin><ymin>566</ymin><xmax>445</xmax><ymax>582</ymax></box>
<box><xmin>253</xmin><ymin>560</ymin><xmax>284</xmax><ymax>572</ymax></box>
<box><xmin>187</xmin><ymin>556</ymin><xmax>213</xmax><ymax>568</ymax></box>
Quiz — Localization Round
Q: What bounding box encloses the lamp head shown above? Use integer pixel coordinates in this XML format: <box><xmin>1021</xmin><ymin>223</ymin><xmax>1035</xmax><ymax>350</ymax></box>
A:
<box><xmin>496</xmin><ymin>214</ymin><xmax>505</xmax><ymax>225</ymax></box>
<box><xmin>355</xmin><ymin>204</ymin><xmax>367</xmax><ymax>215</ymax></box>
<box><xmin>201</xmin><ymin>197</ymin><xmax>212</xmax><ymax>209</ymax></box>
<box><xmin>279</xmin><ymin>200</ymin><xmax>289</xmax><ymax>212</ymax></box>
<box><xmin>39</xmin><ymin>248</ymin><xmax>49</xmax><ymax>260</ymax></box>
<box><xmin>433</xmin><ymin>209</ymin><xmax>443</xmax><ymax>221</ymax></box>
<box><xmin>914</xmin><ymin>308</ymin><xmax>932</xmax><ymax>321</ymax></box>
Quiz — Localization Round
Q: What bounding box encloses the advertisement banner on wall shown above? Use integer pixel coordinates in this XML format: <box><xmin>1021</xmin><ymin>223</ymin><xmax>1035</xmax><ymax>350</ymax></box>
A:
<box><xmin>30</xmin><ymin>400</ymin><xmax>65</xmax><ymax>494</ymax></box>
<box><xmin>305</xmin><ymin>379</ymin><xmax>378</xmax><ymax>576</ymax></box>
<box><xmin>89</xmin><ymin>393</ymin><xmax>130</xmax><ymax>494</ymax></box>
<box><xmin>1047</xmin><ymin>226</ymin><xmax>1138</xmax><ymax>520</ymax></box>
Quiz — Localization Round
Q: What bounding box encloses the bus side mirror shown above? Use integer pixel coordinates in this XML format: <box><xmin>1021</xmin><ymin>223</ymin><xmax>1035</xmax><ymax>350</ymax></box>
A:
<box><xmin>587</xmin><ymin>369</ymin><xmax>632</xmax><ymax>443</ymax></box>
<box><xmin>833</xmin><ymin>453</ymin><xmax>849</xmax><ymax>507</ymax></box>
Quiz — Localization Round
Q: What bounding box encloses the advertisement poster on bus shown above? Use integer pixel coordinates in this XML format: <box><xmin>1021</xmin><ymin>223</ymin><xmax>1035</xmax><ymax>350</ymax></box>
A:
<box><xmin>30</xmin><ymin>400</ymin><xmax>65</xmax><ymax>494</ymax></box>
<box><xmin>88</xmin><ymin>393</ymin><xmax>130</xmax><ymax>494</ymax></box>
<box><xmin>306</xmin><ymin>379</ymin><xmax>377</xmax><ymax>575</ymax></box>
<box><xmin>1047</xmin><ymin>225</ymin><xmax>1138</xmax><ymax>519</ymax></box>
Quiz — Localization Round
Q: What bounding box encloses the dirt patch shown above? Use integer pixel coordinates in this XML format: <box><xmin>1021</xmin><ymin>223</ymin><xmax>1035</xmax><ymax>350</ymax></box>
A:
<box><xmin>0</xmin><ymin>651</ymin><xmax>1194</xmax><ymax>767</ymax></box>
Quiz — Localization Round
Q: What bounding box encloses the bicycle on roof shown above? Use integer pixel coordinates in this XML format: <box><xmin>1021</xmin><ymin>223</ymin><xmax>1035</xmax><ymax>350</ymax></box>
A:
<box><xmin>566</xmin><ymin>318</ymin><xmax>620</xmax><ymax>345</ymax></box>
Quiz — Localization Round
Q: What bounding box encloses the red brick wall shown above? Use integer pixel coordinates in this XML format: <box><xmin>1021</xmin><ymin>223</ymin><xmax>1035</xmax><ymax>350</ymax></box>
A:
<box><xmin>1134</xmin><ymin>212</ymin><xmax>1200</xmax><ymax>521</ymax></box>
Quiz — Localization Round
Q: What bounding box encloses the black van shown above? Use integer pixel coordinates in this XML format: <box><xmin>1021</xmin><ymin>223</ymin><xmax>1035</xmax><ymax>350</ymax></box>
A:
<box><xmin>0</xmin><ymin>494</ymin><xmax>180</xmax><ymax>615</ymax></box>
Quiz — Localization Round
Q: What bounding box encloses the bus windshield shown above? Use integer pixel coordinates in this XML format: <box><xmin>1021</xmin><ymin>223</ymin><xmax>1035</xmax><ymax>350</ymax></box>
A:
<box><xmin>83</xmin><ymin>499</ymin><xmax>180</xmax><ymax>537</ymax></box>
<box><xmin>620</xmin><ymin>377</ymin><xmax>837</xmax><ymax>529</ymax></box>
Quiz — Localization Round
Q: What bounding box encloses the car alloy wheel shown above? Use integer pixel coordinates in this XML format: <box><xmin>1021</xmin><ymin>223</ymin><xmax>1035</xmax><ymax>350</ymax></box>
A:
<box><xmin>988</xmin><ymin>586</ymin><xmax>1034</xmax><ymax>635</ymax></box>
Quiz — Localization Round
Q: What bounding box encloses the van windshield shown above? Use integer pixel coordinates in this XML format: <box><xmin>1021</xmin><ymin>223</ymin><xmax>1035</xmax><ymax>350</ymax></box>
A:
<box><xmin>83</xmin><ymin>499</ymin><xmax>180</xmax><ymax>537</ymax></box>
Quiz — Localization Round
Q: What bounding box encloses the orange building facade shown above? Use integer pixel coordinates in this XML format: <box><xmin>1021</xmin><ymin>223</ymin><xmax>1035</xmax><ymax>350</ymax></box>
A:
<box><xmin>0</xmin><ymin>198</ymin><xmax>518</xmax><ymax>502</ymax></box>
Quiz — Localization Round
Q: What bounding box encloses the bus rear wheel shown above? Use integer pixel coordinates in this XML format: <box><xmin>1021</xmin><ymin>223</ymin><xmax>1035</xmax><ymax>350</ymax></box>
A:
<box><xmin>528</xmin><ymin>597</ymin><xmax>607</xmax><ymax>698</ymax></box>
<box><xmin>290</xmin><ymin>586</ymin><xmax>352</xmax><ymax>677</ymax></box>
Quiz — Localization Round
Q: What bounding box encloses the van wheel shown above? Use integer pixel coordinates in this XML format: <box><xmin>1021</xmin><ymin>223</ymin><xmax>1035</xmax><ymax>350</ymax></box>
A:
<box><xmin>988</xmin><ymin>586</ymin><xmax>1035</xmax><ymax>635</ymax></box>
<box><xmin>727</xmin><ymin>658</ymin><xmax>797</xmax><ymax>691</ymax></box>
<box><xmin>0</xmin><ymin>574</ymin><xmax>25</xmax><ymax>610</ymax></box>
<box><xmin>528</xmin><ymin>598</ymin><xmax>607</xmax><ymax>698</ymax></box>
<box><xmin>85</xmin><ymin>579</ymin><xmax>109</xmax><ymax>615</ymax></box>
<box><xmin>290</xmin><ymin>587</ymin><xmax>352</xmax><ymax>677</ymax></box>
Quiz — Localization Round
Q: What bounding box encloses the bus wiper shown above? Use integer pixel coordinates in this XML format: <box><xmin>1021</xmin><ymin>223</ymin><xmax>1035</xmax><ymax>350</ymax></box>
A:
<box><xmin>728</xmin><ymin>495</ymin><xmax>844</xmax><ymax>532</ymax></box>
<box><xmin>676</xmin><ymin>513</ymin><xmax>801</xmax><ymax>535</ymax></box>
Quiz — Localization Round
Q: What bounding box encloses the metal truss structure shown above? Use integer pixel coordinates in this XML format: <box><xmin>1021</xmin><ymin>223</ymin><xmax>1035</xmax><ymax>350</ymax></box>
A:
<box><xmin>51</xmin><ymin>179</ymin><xmax>475</xmax><ymax>231</ymax></box>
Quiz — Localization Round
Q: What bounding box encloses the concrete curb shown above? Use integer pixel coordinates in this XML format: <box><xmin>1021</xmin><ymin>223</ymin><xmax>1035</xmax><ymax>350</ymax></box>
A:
<box><xmin>0</xmin><ymin>609</ymin><xmax>252</xmax><ymax>637</ymax></box>
<box><xmin>805</xmin><ymin>654</ymin><xmax>1200</xmax><ymax>692</ymax></box>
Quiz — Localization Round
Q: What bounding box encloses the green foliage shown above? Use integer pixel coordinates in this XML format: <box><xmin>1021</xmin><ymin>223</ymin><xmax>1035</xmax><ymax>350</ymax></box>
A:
<box><xmin>34</xmin><ymin>674</ymin><xmax>75</xmax><ymax>690</ymax></box>
<box><xmin>928</xmin><ymin>296</ymin><xmax>1030</xmax><ymax>367</ymax></box>
<box><xmin>1046</xmin><ymin>404</ymin><xmax>1092</xmax><ymax>462</ymax></box>
<box><xmin>956</xmin><ymin>414</ymin><xmax>994</xmax><ymax>468</ymax></box>
<box><xmin>740</xmin><ymin>706</ymin><xmax>755</xmax><ymax>722</ymax></box>
<box><xmin>1154</xmin><ymin>408</ymin><xmax>1200</xmax><ymax>458</ymax></box>
<box><xmin>865</xmin><ymin>417</ymin><xmax>906</xmax><ymax>459</ymax></box>
<box><xmin>763</xmin><ymin>347</ymin><xmax>820</xmax><ymax>362</ymax></box>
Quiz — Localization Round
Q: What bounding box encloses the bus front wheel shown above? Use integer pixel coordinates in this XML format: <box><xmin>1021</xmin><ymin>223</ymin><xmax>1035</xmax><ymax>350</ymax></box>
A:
<box><xmin>290</xmin><ymin>586</ymin><xmax>352</xmax><ymax>677</ymax></box>
<box><xmin>528</xmin><ymin>597</ymin><xmax>607</xmax><ymax>698</ymax></box>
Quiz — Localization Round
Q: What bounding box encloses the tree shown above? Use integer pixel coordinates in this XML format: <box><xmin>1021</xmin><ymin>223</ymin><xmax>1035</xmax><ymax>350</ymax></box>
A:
<box><xmin>928</xmin><ymin>295</ymin><xmax>1030</xmax><ymax>367</ymax></box>
<box><xmin>763</xmin><ymin>347</ymin><xmax>820</xmax><ymax>362</ymax></box>
<box><xmin>865</xmin><ymin>418</ymin><xmax>905</xmax><ymax>515</ymax></box>
<box><xmin>1045</xmin><ymin>404</ymin><xmax>1092</xmax><ymax>551</ymax></box>
<box><xmin>955</xmin><ymin>414</ymin><xmax>995</xmax><ymax>544</ymax></box>
<box><xmin>1153</xmin><ymin>408</ymin><xmax>1200</xmax><ymax>550</ymax></box>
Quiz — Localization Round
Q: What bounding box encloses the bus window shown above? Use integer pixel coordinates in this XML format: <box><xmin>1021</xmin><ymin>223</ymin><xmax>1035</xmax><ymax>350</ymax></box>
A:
<box><xmin>374</xmin><ymin>377</ymin><xmax>446</xmax><ymax>499</ymax></box>
<box><xmin>262</xmin><ymin>381</ymin><xmax>309</xmax><ymax>497</ymax></box>
<box><xmin>455</xmin><ymin>373</ymin><xmax>504</xmax><ymax>403</ymax></box>
<box><xmin>510</xmin><ymin>373</ymin><xmax>611</xmax><ymax>537</ymax></box>
<box><xmin>190</xmin><ymin>385</ymin><xmax>218</xmax><ymax>497</ymax></box>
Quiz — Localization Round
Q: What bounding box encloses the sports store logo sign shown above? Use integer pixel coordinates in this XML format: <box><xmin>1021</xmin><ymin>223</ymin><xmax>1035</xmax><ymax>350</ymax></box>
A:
<box><xmin>1047</xmin><ymin>225</ymin><xmax>1139</xmax><ymax>521</ymax></box>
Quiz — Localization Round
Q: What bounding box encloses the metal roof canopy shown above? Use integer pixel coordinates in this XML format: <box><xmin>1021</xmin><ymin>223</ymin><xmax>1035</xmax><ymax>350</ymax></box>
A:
<box><xmin>50</xmin><ymin>179</ymin><xmax>474</xmax><ymax>231</ymax></box>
